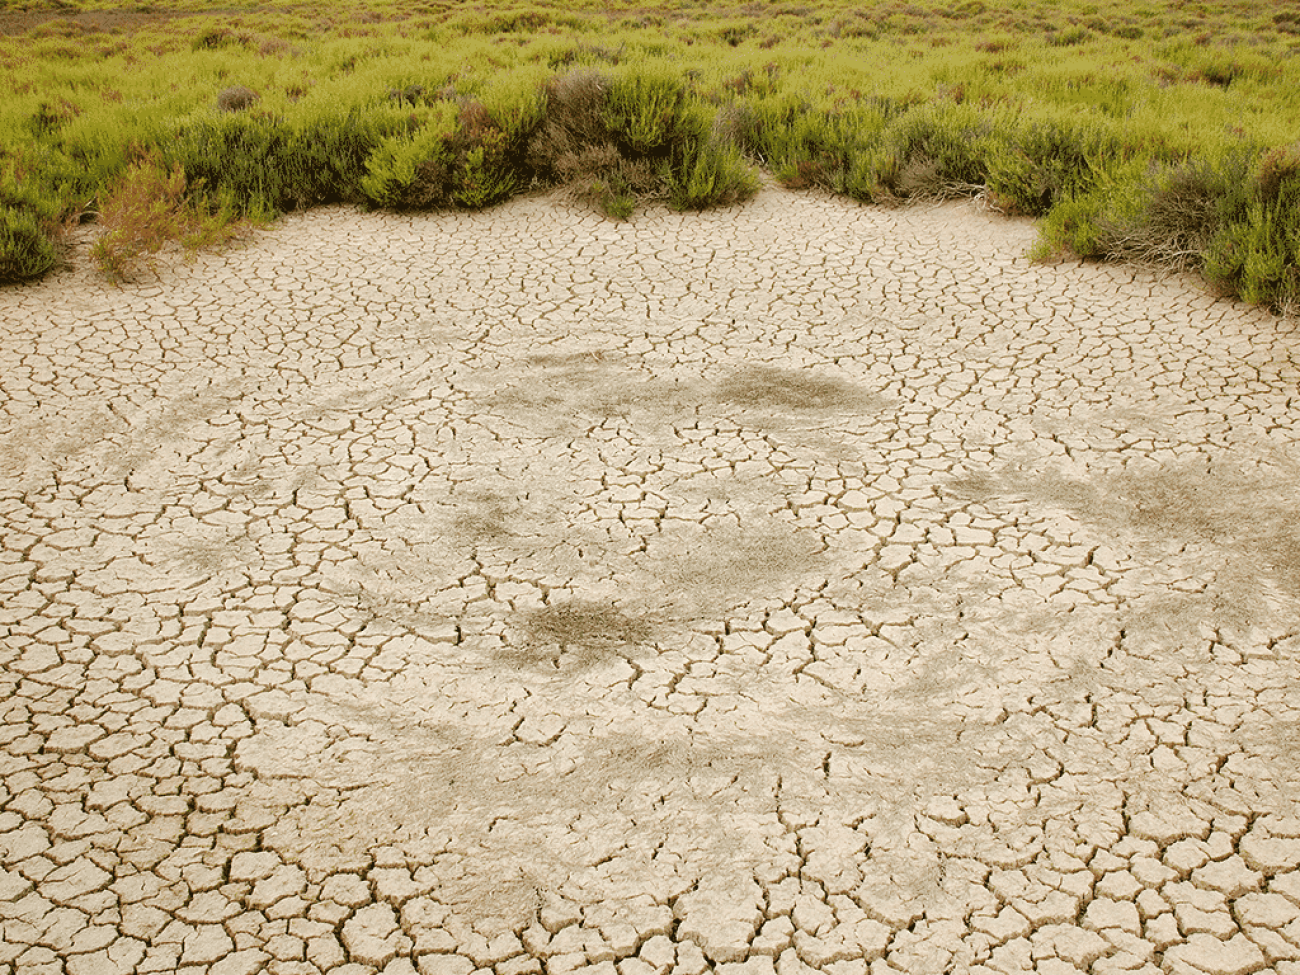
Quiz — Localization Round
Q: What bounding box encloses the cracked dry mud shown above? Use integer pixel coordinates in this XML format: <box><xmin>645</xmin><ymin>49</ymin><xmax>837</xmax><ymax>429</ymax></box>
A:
<box><xmin>2</xmin><ymin>186</ymin><xmax>1299</xmax><ymax>975</ymax></box>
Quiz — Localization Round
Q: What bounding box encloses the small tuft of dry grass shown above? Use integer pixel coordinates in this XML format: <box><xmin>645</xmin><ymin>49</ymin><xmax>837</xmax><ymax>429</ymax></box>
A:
<box><xmin>216</xmin><ymin>85</ymin><xmax>260</xmax><ymax>112</ymax></box>
<box><xmin>90</xmin><ymin>154</ymin><xmax>252</xmax><ymax>282</ymax></box>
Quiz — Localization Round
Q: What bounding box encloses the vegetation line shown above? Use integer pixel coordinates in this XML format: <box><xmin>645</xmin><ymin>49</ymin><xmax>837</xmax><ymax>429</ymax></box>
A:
<box><xmin>1</xmin><ymin>0</ymin><xmax>1298</xmax><ymax>311</ymax></box>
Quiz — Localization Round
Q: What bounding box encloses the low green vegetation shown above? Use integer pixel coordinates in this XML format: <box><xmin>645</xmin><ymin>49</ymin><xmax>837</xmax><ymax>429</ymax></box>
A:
<box><xmin>1</xmin><ymin>0</ymin><xmax>1298</xmax><ymax>310</ymax></box>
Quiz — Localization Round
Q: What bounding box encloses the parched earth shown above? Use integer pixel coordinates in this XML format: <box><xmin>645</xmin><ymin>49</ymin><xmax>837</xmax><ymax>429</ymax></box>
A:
<box><xmin>2</xmin><ymin>188</ymin><xmax>1299</xmax><ymax>975</ymax></box>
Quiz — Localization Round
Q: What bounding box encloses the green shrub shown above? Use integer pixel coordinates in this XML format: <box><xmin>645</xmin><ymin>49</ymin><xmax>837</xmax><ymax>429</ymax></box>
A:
<box><xmin>527</xmin><ymin>68</ymin><xmax>757</xmax><ymax>218</ymax></box>
<box><xmin>1</xmin><ymin>150</ymin><xmax>71</xmax><ymax>223</ymax></box>
<box><xmin>169</xmin><ymin>104</ymin><xmax>411</xmax><ymax>214</ymax></box>
<box><xmin>1121</xmin><ymin>154</ymin><xmax>1254</xmax><ymax>269</ymax></box>
<box><xmin>286</xmin><ymin>107</ymin><xmax>403</xmax><ymax>208</ymax></box>
<box><xmin>27</xmin><ymin>97</ymin><xmax>81</xmax><ymax>139</ymax></box>
<box><xmin>451</xmin><ymin>140</ymin><xmax>516</xmax><ymax>209</ymax></box>
<box><xmin>447</xmin><ymin>100</ymin><xmax>524</xmax><ymax>209</ymax></box>
<box><xmin>191</xmin><ymin>27</ymin><xmax>251</xmax><ymax>51</ymax></box>
<box><xmin>0</xmin><ymin>205</ymin><xmax>59</xmax><ymax>284</ymax></box>
<box><xmin>1030</xmin><ymin>146</ymin><xmax>1300</xmax><ymax>310</ymax></box>
<box><xmin>666</xmin><ymin>104</ymin><xmax>760</xmax><ymax>211</ymax></box>
<box><xmin>477</xmin><ymin>78</ymin><xmax>547</xmax><ymax>146</ymax></box>
<box><xmin>359</xmin><ymin>94</ymin><xmax>533</xmax><ymax>211</ymax></box>
<box><xmin>767</xmin><ymin>107</ymin><xmax>838</xmax><ymax>187</ymax></box>
<box><xmin>1047</xmin><ymin>26</ymin><xmax>1091</xmax><ymax>47</ymax></box>
<box><xmin>1205</xmin><ymin>202</ymin><xmax>1299</xmax><ymax>310</ymax></box>
<box><xmin>1256</xmin><ymin>142</ymin><xmax>1300</xmax><ymax>206</ymax></box>
<box><xmin>1055</xmin><ymin>152</ymin><xmax>1253</xmax><ymax>272</ymax></box>
<box><xmin>604</xmin><ymin>66</ymin><xmax>687</xmax><ymax>155</ymax></box>
<box><xmin>589</xmin><ymin>171</ymin><xmax>638</xmax><ymax>220</ymax></box>
<box><xmin>359</xmin><ymin>103</ymin><xmax>458</xmax><ymax>209</ymax></box>
<box><xmin>165</xmin><ymin>111</ymin><xmax>293</xmax><ymax>216</ymax></box>
<box><xmin>753</xmin><ymin>98</ymin><xmax>891</xmax><ymax>200</ymax></box>
<box><xmin>445</xmin><ymin>78</ymin><xmax>546</xmax><ymax>209</ymax></box>
<box><xmin>986</xmin><ymin>116</ymin><xmax>1122</xmax><ymax>216</ymax></box>
<box><xmin>877</xmin><ymin>102</ymin><xmax>1000</xmax><ymax>199</ymax></box>
<box><xmin>52</xmin><ymin>99</ymin><xmax>171</xmax><ymax>209</ymax></box>
<box><xmin>1031</xmin><ymin>160</ymin><xmax>1145</xmax><ymax>261</ymax></box>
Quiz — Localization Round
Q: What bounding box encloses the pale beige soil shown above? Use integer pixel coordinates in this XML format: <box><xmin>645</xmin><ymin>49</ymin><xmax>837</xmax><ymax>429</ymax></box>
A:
<box><xmin>2</xmin><ymin>187</ymin><xmax>1299</xmax><ymax>975</ymax></box>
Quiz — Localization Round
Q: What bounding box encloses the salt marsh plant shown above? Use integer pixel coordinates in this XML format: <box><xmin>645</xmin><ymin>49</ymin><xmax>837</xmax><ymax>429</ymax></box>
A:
<box><xmin>0</xmin><ymin>205</ymin><xmax>58</xmax><ymax>283</ymax></box>
<box><xmin>90</xmin><ymin>154</ymin><xmax>255</xmax><ymax>282</ymax></box>
<box><xmin>984</xmin><ymin>114</ymin><xmax>1121</xmax><ymax>216</ymax></box>
<box><xmin>666</xmin><ymin>103</ymin><xmax>761</xmax><ymax>211</ymax></box>
<box><xmin>359</xmin><ymin>103</ymin><xmax>459</xmax><ymax>209</ymax></box>
<box><xmin>216</xmin><ymin>85</ymin><xmax>261</xmax><ymax>113</ymax></box>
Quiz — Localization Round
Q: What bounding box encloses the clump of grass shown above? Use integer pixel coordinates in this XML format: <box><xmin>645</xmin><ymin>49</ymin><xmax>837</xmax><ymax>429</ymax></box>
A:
<box><xmin>283</xmin><ymin>107</ymin><xmax>397</xmax><ymax>209</ymax></box>
<box><xmin>359</xmin><ymin>103</ymin><xmax>458</xmax><ymax>209</ymax></box>
<box><xmin>89</xmin><ymin>154</ymin><xmax>252</xmax><ymax>282</ymax></box>
<box><xmin>1205</xmin><ymin>202</ymin><xmax>1298</xmax><ymax>310</ymax></box>
<box><xmin>986</xmin><ymin>115</ymin><xmax>1123</xmax><ymax>216</ymax></box>
<box><xmin>666</xmin><ymin>103</ymin><xmax>761</xmax><ymax>210</ymax></box>
<box><xmin>360</xmin><ymin>81</ymin><xmax>546</xmax><ymax>211</ymax></box>
<box><xmin>0</xmin><ymin>206</ymin><xmax>59</xmax><ymax>284</ymax></box>
<box><xmin>217</xmin><ymin>86</ymin><xmax>260</xmax><ymax>113</ymax></box>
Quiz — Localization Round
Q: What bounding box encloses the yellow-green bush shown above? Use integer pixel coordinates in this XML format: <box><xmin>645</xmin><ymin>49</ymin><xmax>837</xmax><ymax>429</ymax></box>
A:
<box><xmin>986</xmin><ymin>114</ymin><xmax>1122</xmax><ymax>216</ymax></box>
<box><xmin>876</xmin><ymin>101</ymin><xmax>1004</xmax><ymax>198</ymax></box>
<box><xmin>666</xmin><ymin>103</ymin><xmax>760</xmax><ymax>211</ymax></box>
<box><xmin>358</xmin><ymin>106</ymin><xmax>457</xmax><ymax>209</ymax></box>
<box><xmin>1205</xmin><ymin>148</ymin><xmax>1300</xmax><ymax>310</ymax></box>
<box><xmin>0</xmin><ymin>206</ymin><xmax>58</xmax><ymax>284</ymax></box>
<box><xmin>604</xmin><ymin>65</ymin><xmax>688</xmax><ymax>155</ymax></box>
<box><xmin>1205</xmin><ymin>203</ymin><xmax>1294</xmax><ymax>306</ymax></box>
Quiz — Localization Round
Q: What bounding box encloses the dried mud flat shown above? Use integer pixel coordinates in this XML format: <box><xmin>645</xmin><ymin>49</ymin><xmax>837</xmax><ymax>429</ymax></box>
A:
<box><xmin>2</xmin><ymin>188</ymin><xmax>1299</xmax><ymax>975</ymax></box>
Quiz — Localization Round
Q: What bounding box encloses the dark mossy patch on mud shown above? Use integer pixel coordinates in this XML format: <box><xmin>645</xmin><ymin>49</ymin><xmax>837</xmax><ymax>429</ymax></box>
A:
<box><xmin>504</xmin><ymin>599</ymin><xmax>656</xmax><ymax>671</ymax></box>
<box><xmin>524</xmin><ymin>600</ymin><xmax>653</xmax><ymax>646</ymax></box>
<box><xmin>713</xmin><ymin>365</ymin><xmax>884</xmax><ymax>413</ymax></box>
